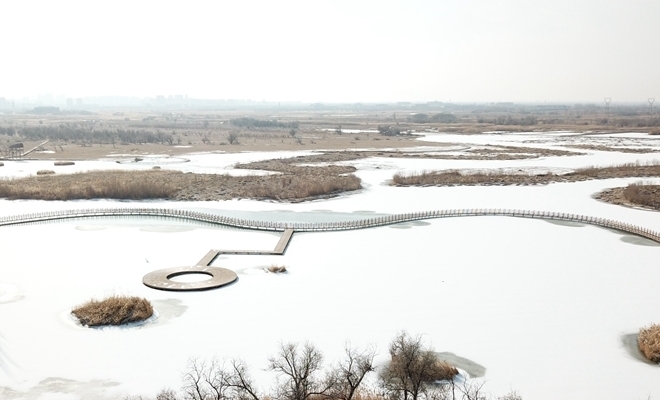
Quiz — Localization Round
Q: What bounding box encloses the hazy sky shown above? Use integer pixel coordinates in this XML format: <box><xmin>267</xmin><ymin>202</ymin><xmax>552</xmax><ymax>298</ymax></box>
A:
<box><xmin>2</xmin><ymin>0</ymin><xmax>658</xmax><ymax>103</ymax></box>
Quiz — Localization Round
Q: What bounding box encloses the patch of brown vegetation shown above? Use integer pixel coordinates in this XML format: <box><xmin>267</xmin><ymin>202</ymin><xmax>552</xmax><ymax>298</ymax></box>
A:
<box><xmin>36</xmin><ymin>170</ymin><xmax>55</xmax><ymax>175</ymax></box>
<box><xmin>71</xmin><ymin>295</ymin><xmax>153</xmax><ymax>327</ymax></box>
<box><xmin>380</xmin><ymin>144</ymin><xmax>582</xmax><ymax>160</ymax></box>
<box><xmin>457</xmin><ymin>145</ymin><xmax>580</xmax><ymax>160</ymax></box>
<box><xmin>638</xmin><ymin>323</ymin><xmax>660</xmax><ymax>363</ymax></box>
<box><xmin>0</xmin><ymin>170</ymin><xmax>176</xmax><ymax>200</ymax></box>
<box><xmin>595</xmin><ymin>182</ymin><xmax>660</xmax><ymax>211</ymax></box>
<box><xmin>54</xmin><ymin>161</ymin><xmax>75</xmax><ymax>166</ymax></box>
<box><xmin>236</xmin><ymin>153</ymin><xmax>360</xmax><ymax>175</ymax></box>
<box><xmin>392</xmin><ymin>161</ymin><xmax>660</xmax><ymax>187</ymax></box>
<box><xmin>266</xmin><ymin>264</ymin><xmax>287</xmax><ymax>273</ymax></box>
<box><xmin>0</xmin><ymin>167</ymin><xmax>361</xmax><ymax>202</ymax></box>
<box><xmin>623</xmin><ymin>183</ymin><xmax>660</xmax><ymax>209</ymax></box>
<box><xmin>566</xmin><ymin>144</ymin><xmax>660</xmax><ymax>153</ymax></box>
<box><xmin>235</xmin><ymin>146</ymin><xmax>580</xmax><ymax>173</ymax></box>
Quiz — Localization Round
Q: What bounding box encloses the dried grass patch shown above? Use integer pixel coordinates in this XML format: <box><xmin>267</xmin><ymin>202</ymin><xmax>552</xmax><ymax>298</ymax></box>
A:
<box><xmin>392</xmin><ymin>161</ymin><xmax>660</xmax><ymax>187</ymax></box>
<box><xmin>71</xmin><ymin>295</ymin><xmax>153</xmax><ymax>327</ymax></box>
<box><xmin>0</xmin><ymin>167</ymin><xmax>361</xmax><ymax>202</ymax></box>
<box><xmin>639</xmin><ymin>323</ymin><xmax>660</xmax><ymax>363</ymax></box>
<box><xmin>36</xmin><ymin>170</ymin><xmax>55</xmax><ymax>175</ymax></box>
<box><xmin>622</xmin><ymin>182</ymin><xmax>660</xmax><ymax>209</ymax></box>
<box><xmin>266</xmin><ymin>264</ymin><xmax>287</xmax><ymax>273</ymax></box>
<box><xmin>0</xmin><ymin>170</ymin><xmax>176</xmax><ymax>200</ymax></box>
<box><xmin>247</xmin><ymin>174</ymin><xmax>361</xmax><ymax>201</ymax></box>
<box><xmin>54</xmin><ymin>161</ymin><xmax>75</xmax><ymax>166</ymax></box>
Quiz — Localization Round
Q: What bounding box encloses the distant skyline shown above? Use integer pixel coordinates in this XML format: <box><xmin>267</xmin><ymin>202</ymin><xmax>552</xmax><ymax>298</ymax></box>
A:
<box><xmin>2</xmin><ymin>0</ymin><xmax>658</xmax><ymax>103</ymax></box>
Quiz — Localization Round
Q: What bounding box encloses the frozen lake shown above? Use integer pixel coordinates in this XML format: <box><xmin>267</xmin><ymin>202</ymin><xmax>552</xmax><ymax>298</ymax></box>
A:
<box><xmin>1</xmin><ymin>132</ymin><xmax>659</xmax><ymax>399</ymax></box>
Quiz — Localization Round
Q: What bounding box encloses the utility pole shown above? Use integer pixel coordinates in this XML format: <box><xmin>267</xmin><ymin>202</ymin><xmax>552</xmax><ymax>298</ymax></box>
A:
<box><xmin>604</xmin><ymin>97</ymin><xmax>611</xmax><ymax>118</ymax></box>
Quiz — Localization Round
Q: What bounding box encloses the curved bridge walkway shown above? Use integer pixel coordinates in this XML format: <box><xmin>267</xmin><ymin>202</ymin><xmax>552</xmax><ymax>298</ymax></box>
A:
<box><xmin>1</xmin><ymin>207</ymin><xmax>659</xmax><ymax>243</ymax></box>
<box><xmin>4</xmin><ymin>207</ymin><xmax>658</xmax><ymax>291</ymax></box>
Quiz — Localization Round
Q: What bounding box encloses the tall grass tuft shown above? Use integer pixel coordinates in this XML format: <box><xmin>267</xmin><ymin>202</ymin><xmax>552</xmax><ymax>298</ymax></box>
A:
<box><xmin>638</xmin><ymin>323</ymin><xmax>660</xmax><ymax>363</ymax></box>
<box><xmin>622</xmin><ymin>181</ymin><xmax>660</xmax><ymax>209</ymax></box>
<box><xmin>71</xmin><ymin>295</ymin><xmax>153</xmax><ymax>327</ymax></box>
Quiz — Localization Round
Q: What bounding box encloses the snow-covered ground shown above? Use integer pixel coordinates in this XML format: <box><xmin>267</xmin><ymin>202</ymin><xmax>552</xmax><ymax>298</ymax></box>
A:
<box><xmin>1</xmin><ymin>133</ymin><xmax>659</xmax><ymax>399</ymax></box>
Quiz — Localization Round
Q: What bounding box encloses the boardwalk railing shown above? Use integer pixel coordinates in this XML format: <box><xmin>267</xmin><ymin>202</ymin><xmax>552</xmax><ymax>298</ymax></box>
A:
<box><xmin>1</xmin><ymin>207</ymin><xmax>659</xmax><ymax>243</ymax></box>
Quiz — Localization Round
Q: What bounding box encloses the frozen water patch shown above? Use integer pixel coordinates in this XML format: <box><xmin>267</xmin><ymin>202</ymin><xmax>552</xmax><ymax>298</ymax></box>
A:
<box><xmin>0</xmin><ymin>284</ymin><xmax>22</xmax><ymax>304</ymax></box>
<box><xmin>139</xmin><ymin>225</ymin><xmax>197</xmax><ymax>233</ymax></box>
<box><xmin>0</xmin><ymin>377</ymin><xmax>121</xmax><ymax>400</ymax></box>
<box><xmin>113</xmin><ymin>155</ymin><xmax>189</xmax><ymax>165</ymax></box>
<box><xmin>75</xmin><ymin>225</ymin><xmax>108</xmax><ymax>231</ymax></box>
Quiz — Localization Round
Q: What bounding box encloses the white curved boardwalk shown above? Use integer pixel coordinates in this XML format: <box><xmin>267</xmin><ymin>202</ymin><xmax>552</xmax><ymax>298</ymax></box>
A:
<box><xmin>1</xmin><ymin>207</ymin><xmax>658</xmax><ymax>243</ymax></box>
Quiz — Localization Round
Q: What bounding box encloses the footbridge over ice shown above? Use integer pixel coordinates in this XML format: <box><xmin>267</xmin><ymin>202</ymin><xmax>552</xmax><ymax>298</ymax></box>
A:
<box><xmin>2</xmin><ymin>207</ymin><xmax>658</xmax><ymax>291</ymax></box>
<box><xmin>1</xmin><ymin>207</ymin><xmax>658</xmax><ymax>243</ymax></box>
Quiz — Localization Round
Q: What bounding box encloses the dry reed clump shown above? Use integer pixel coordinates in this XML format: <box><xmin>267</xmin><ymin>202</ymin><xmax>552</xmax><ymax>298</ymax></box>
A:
<box><xmin>391</xmin><ymin>169</ymin><xmax>556</xmax><ymax>186</ymax></box>
<box><xmin>247</xmin><ymin>174</ymin><xmax>362</xmax><ymax>201</ymax></box>
<box><xmin>36</xmin><ymin>170</ymin><xmax>55</xmax><ymax>175</ymax></box>
<box><xmin>0</xmin><ymin>162</ymin><xmax>4</xmax><ymax>167</ymax></box>
<box><xmin>71</xmin><ymin>295</ymin><xmax>154</xmax><ymax>327</ymax></box>
<box><xmin>622</xmin><ymin>182</ymin><xmax>660</xmax><ymax>209</ymax></box>
<box><xmin>434</xmin><ymin>360</ymin><xmax>459</xmax><ymax>381</ymax></box>
<box><xmin>0</xmin><ymin>168</ymin><xmax>360</xmax><ymax>202</ymax></box>
<box><xmin>391</xmin><ymin>161</ymin><xmax>660</xmax><ymax>187</ymax></box>
<box><xmin>54</xmin><ymin>161</ymin><xmax>75</xmax><ymax>166</ymax></box>
<box><xmin>638</xmin><ymin>323</ymin><xmax>660</xmax><ymax>363</ymax></box>
<box><xmin>388</xmin><ymin>355</ymin><xmax>458</xmax><ymax>382</ymax></box>
<box><xmin>266</xmin><ymin>264</ymin><xmax>287</xmax><ymax>273</ymax></box>
<box><xmin>0</xmin><ymin>170</ymin><xmax>177</xmax><ymax>200</ymax></box>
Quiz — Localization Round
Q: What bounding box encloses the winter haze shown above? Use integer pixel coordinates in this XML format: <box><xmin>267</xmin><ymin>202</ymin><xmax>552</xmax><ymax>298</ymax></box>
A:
<box><xmin>2</xmin><ymin>0</ymin><xmax>659</xmax><ymax>103</ymax></box>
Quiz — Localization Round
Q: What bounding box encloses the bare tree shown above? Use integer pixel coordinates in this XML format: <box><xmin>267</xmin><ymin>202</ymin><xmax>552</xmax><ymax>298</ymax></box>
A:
<box><xmin>182</xmin><ymin>357</ymin><xmax>262</xmax><ymax>400</ymax></box>
<box><xmin>182</xmin><ymin>358</ymin><xmax>231</xmax><ymax>400</ymax></box>
<box><xmin>224</xmin><ymin>359</ymin><xmax>262</xmax><ymax>400</ymax></box>
<box><xmin>379</xmin><ymin>332</ymin><xmax>457</xmax><ymax>400</ymax></box>
<box><xmin>456</xmin><ymin>379</ymin><xmax>487</xmax><ymax>400</ymax></box>
<box><xmin>326</xmin><ymin>343</ymin><xmax>376</xmax><ymax>400</ymax></box>
<box><xmin>156</xmin><ymin>389</ymin><xmax>180</xmax><ymax>400</ymax></box>
<box><xmin>496</xmin><ymin>389</ymin><xmax>522</xmax><ymax>400</ymax></box>
<box><xmin>228</xmin><ymin>132</ymin><xmax>240</xmax><ymax>145</ymax></box>
<box><xmin>268</xmin><ymin>342</ymin><xmax>333</xmax><ymax>400</ymax></box>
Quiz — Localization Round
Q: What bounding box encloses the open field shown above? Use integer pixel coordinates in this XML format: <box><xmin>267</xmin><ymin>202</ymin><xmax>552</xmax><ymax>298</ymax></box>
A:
<box><xmin>2</xmin><ymin>104</ymin><xmax>659</xmax><ymax>161</ymax></box>
<box><xmin>1</xmin><ymin>109</ymin><xmax>660</xmax><ymax>400</ymax></box>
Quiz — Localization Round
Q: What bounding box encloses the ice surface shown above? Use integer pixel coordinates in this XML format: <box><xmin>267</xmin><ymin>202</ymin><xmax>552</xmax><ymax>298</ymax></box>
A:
<box><xmin>0</xmin><ymin>132</ymin><xmax>659</xmax><ymax>399</ymax></box>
